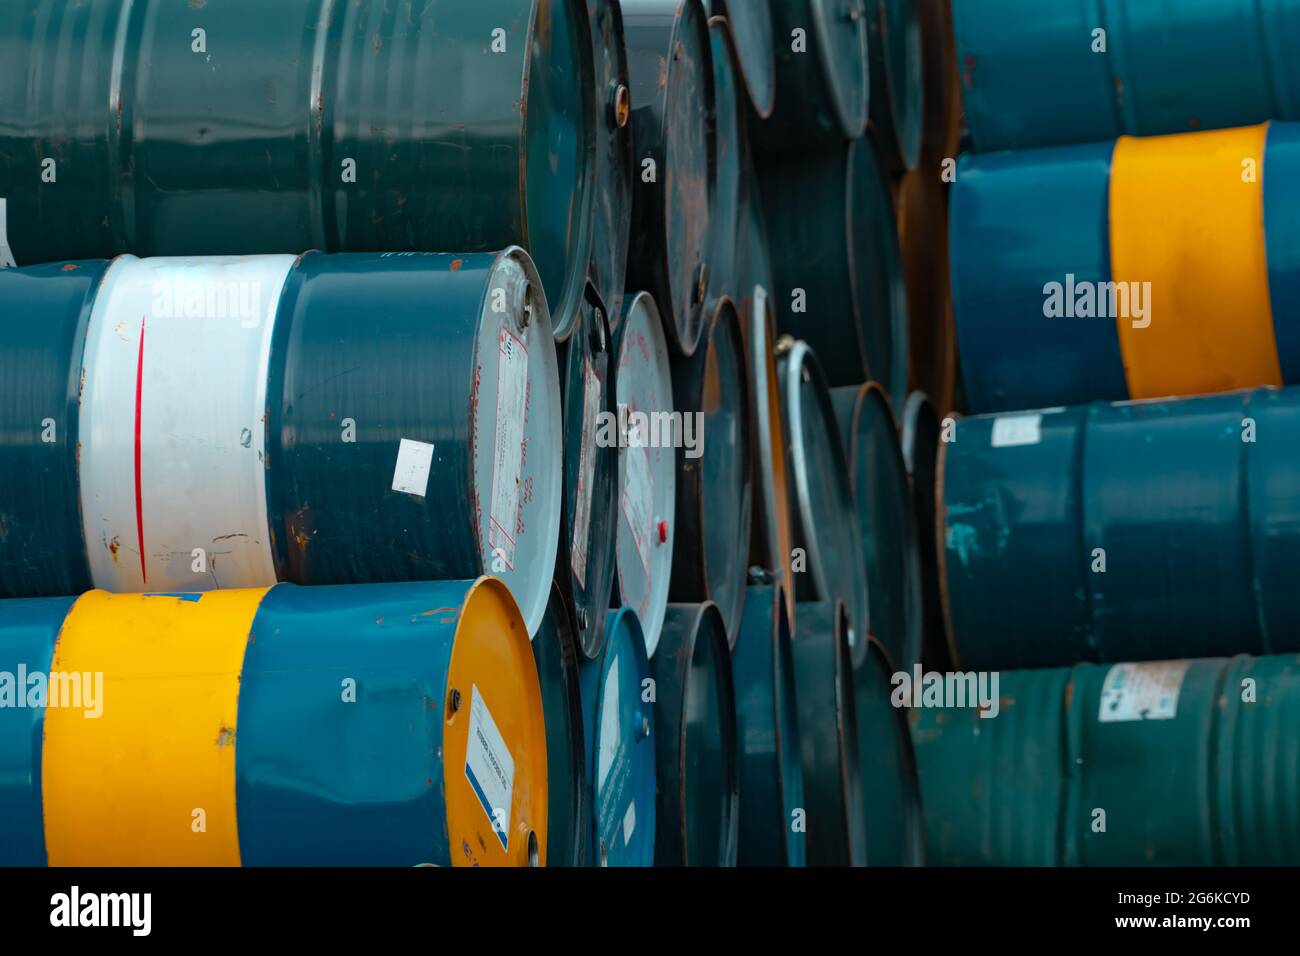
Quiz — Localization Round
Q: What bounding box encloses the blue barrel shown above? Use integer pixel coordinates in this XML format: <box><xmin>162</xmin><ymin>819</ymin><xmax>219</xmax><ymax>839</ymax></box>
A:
<box><xmin>705</xmin><ymin>15</ymin><xmax>747</xmax><ymax>310</ymax></box>
<box><xmin>901</xmin><ymin>391</ymin><xmax>951</xmax><ymax>672</ymax></box>
<box><xmin>669</xmin><ymin>297</ymin><xmax>753</xmax><ymax>645</ymax></box>
<box><xmin>940</xmin><ymin>387</ymin><xmax>1300</xmax><ymax>670</ymax></box>
<box><xmin>652</xmin><ymin>603</ymin><xmax>739</xmax><ymax>865</ymax></box>
<box><xmin>792</xmin><ymin>600</ymin><xmax>866</xmax><ymax>866</ymax></box>
<box><xmin>534</xmin><ymin>584</ymin><xmax>587</xmax><ymax>866</ymax></box>
<box><xmin>954</xmin><ymin>0</ymin><xmax>1300</xmax><ymax>153</ymax></box>
<box><xmin>578</xmin><ymin>609</ymin><xmax>657</xmax><ymax>865</ymax></box>
<box><xmin>588</xmin><ymin>0</ymin><xmax>634</xmax><ymax>327</ymax></box>
<box><xmin>734</xmin><ymin>585</ymin><xmax>805</xmax><ymax>866</ymax></box>
<box><xmin>0</xmin><ymin>261</ymin><xmax>105</xmax><ymax>598</ymax></box>
<box><xmin>867</xmin><ymin>0</ymin><xmax>924</xmax><ymax>171</ymax></box>
<box><xmin>558</xmin><ymin>284</ymin><xmax>618</xmax><ymax>658</ymax></box>
<box><xmin>704</xmin><ymin>0</ymin><xmax>776</xmax><ymax>117</ymax></box>
<box><xmin>913</xmin><ymin>654</ymin><xmax>1300</xmax><ymax>865</ymax></box>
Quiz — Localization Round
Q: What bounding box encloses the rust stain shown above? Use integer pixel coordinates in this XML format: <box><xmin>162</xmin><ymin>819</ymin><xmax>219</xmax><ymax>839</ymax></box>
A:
<box><xmin>108</xmin><ymin>536</ymin><xmax>121</xmax><ymax>563</ymax></box>
<box><xmin>293</xmin><ymin>527</ymin><xmax>310</xmax><ymax>551</ymax></box>
<box><xmin>450</xmin><ymin>258</ymin><xmax>463</xmax><ymax>272</ymax></box>
<box><xmin>421</xmin><ymin>606</ymin><xmax>458</xmax><ymax>618</ymax></box>
<box><xmin>658</xmin><ymin>55</ymin><xmax>668</xmax><ymax>91</ymax></box>
<box><xmin>61</xmin><ymin>263</ymin><xmax>78</xmax><ymax>272</ymax></box>
<box><xmin>216</xmin><ymin>726</ymin><xmax>235</xmax><ymax>747</ymax></box>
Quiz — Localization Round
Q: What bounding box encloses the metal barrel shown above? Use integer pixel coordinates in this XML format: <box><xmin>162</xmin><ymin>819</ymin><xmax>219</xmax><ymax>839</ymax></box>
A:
<box><xmin>953</xmin><ymin>0</ymin><xmax>1300</xmax><ymax>154</ymax></box>
<box><xmin>743</xmin><ymin>291</ymin><xmax>796</xmax><ymax>628</ymax></box>
<box><xmin>0</xmin><ymin>578</ymin><xmax>547</xmax><ymax>866</ymax></box>
<box><xmin>867</xmin><ymin>0</ymin><xmax>924</xmax><ymax>171</ymax></box>
<box><xmin>777</xmin><ymin>340</ymin><xmax>870</xmax><ymax>667</ymax></box>
<box><xmin>534</xmin><ymin>583</ymin><xmax>588</xmax><ymax>867</ymax></box>
<box><xmin>896</xmin><ymin>162</ymin><xmax>956</xmax><ymax>416</ymax></box>
<box><xmin>703</xmin><ymin>1</ymin><xmax>776</xmax><ymax>118</ymax></box>
<box><xmin>900</xmin><ymin>391</ymin><xmax>951</xmax><ymax>672</ymax></box>
<box><xmin>0</xmin><ymin>0</ymin><xmax>596</xmax><ymax>341</ymax></box>
<box><xmin>652</xmin><ymin>602</ymin><xmax>739</xmax><ymax>866</ymax></box>
<box><xmin>0</xmin><ymin>250</ymin><xmax>562</xmax><ymax>636</ymax></box>
<box><xmin>952</xmin><ymin>122</ymin><xmax>1300</xmax><ymax>414</ymax></box>
<box><xmin>761</xmin><ymin>135</ymin><xmax>910</xmax><ymax>405</ymax></box>
<box><xmin>940</xmin><ymin>387</ymin><xmax>1300</xmax><ymax>671</ymax></box>
<box><xmin>558</xmin><ymin>283</ymin><xmax>618</xmax><ymax>658</ymax></box>
<box><xmin>831</xmin><ymin>383</ymin><xmax>922</xmax><ymax>673</ymax></box>
<box><xmin>792</xmin><ymin>600</ymin><xmax>866</xmax><ymax>866</ymax></box>
<box><xmin>578</xmin><ymin>608</ymin><xmax>657</xmax><ymax>866</ymax></box>
<box><xmin>704</xmin><ymin>16</ymin><xmax>747</xmax><ymax>310</ymax></box>
<box><xmin>669</xmin><ymin>297</ymin><xmax>753</xmax><ymax>646</ymax></box>
<box><xmin>587</xmin><ymin>0</ymin><xmax>635</xmax><ymax>328</ymax></box>
<box><xmin>612</xmin><ymin>292</ymin><xmax>677</xmax><ymax>658</ymax></box>
<box><xmin>917</xmin><ymin>0</ymin><xmax>961</xmax><ymax>164</ymax></box>
<box><xmin>757</xmin><ymin>0</ymin><xmax>870</xmax><ymax>146</ymax></box>
<box><xmin>0</xmin><ymin>261</ymin><xmax>106</xmax><ymax>599</ymax></box>
<box><xmin>854</xmin><ymin>639</ymin><xmax>924</xmax><ymax>865</ymax></box>
<box><xmin>731</xmin><ymin>139</ymin><xmax>774</xmax><ymax>335</ymax></box>
<box><xmin>912</xmin><ymin>654</ymin><xmax>1300</xmax><ymax>866</ymax></box>
<box><xmin>734</xmin><ymin>585</ymin><xmax>806</xmax><ymax>867</ymax></box>
<box><xmin>622</xmin><ymin>0</ymin><xmax>716</xmax><ymax>358</ymax></box>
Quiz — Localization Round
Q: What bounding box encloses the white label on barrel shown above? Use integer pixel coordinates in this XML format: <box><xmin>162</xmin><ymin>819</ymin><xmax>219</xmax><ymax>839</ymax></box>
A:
<box><xmin>1098</xmin><ymin>661</ymin><xmax>1190</xmax><ymax>722</ymax></box>
<box><xmin>489</xmin><ymin>326</ymin><xmax>528</xmax><ymax>571</ymax></box>
<box><xmin>0</xmin><ymin>198</ymin><xmax>15</xmax><ymax>268</ymax></box>
<box><xmin>991</xmin><ymin>414</ymin><xmax>1042</xmax><ymax>448</ymax></box>
<box><xmin>622</xmin><ymin>800</ymin><xmax>636</xmax><ymax>846</ymax></box>
<box><xmin>598</xmin><ymin>656</ymin><xmax>620</xmax><ymax>788</ymax></box>
<box><xmin>622</xmin><ymin>441</ymin><xmax>655</xmax><ymax>578</ymax></box>
<box><xmin>570</xmin><ymin>355</ymin><xmax>601</xmax><ymax>589</ymax></box>
<box><xmin>391</xmin><ymin>438</ymin><xmax>434</xmax><ymax>497</ymax></box>
<box><xmin>465</xmin><ymin>684</ymin><xmax>515</xmax><ymax>851</ymax></box>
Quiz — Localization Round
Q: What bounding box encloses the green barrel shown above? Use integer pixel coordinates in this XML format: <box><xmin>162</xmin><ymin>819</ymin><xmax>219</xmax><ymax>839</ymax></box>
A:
<box><xmin>778</xmin><ymin>340</ymin><xmax>870</xmax><ymax>667</ymax></box>
<box><xmin>0</xmin><ymin>261</ymin><xmax>106</xmax><ymax>598</ymax></box>
<box><xmin>901</xmin><ymin>391</ymin><xmax>951</xmax><ymax>672</ymax></box>
<box><xmin>0</xmin><ymin>0</ymin><xmax>596</xmax><ymax>339</ymax></box>
<box><xmin>832</xmin><ymin>383</ymin><xmax>922</xmax><ymax>673</ymax></box>
<box><xmin>761</xmin><ymin>135</ymin><xmax>909</xmax><ymax>403</ymax></box>
<box><xmin>703</xmin><ymin>0</ymin><xmax>776</xmax><ymax>118</ymax></box>
<box><xmin>652</xmin><ymin>602</ymin><xmax>739</xmax><ymax>866</ymax></box>
<box><xmin>622</xmin><ymin>0</ymin><xmax>716</xmax><ymax>357</ymax></box>
<box><xmin>734</xmin><ymin>584</ymin><xmax>806</xmax><ymax>866</ymax></box>
<box><xmin>587</xmin><ymin>0</ymin><xmax>634</xmax><ymax>327</ymax></box>
<box><xmin>758</xmin><ymin>0</ymin><xmax>871</xmax><ymax>145</ymax></box>
<box><xmin>533</xmin><ymin>583</ymin><xmax>588</xmax><ymax>866</ymax></box>
<box><xmin>912</xmin><ymin>654</ymin><xmax>1300</xmax><ymax>866</ymax></box>
<box><xmin>792</xmin><ymin>601</ymin><xmax>865</xmax><ymax>866</ymax></box>
<box><xmin>940</xmin><ymin>387</ymin><xmax>1300</xmax><ymax>670</ymax></box>
<box><xmin>866</xmin><ymin>0</ymin><xmax>923</xmax><ymax>171</ymax></box>
<box><xmin>854</xmin><ymin>639</ymin><xmax>924</xmax><ymax>865</ymax></box>
<box><xmin>669</xmin><ymin>297</ymin><xmax>753</xmax><ymax>646</ymax></box>
<box><xmin>557</xmin><ymin>283</ymin><xmax>618</xmax><ymax>658</ymax></box>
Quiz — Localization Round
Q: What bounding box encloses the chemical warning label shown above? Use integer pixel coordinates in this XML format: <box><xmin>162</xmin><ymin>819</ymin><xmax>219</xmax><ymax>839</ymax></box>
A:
<box><xmin>489</xmin><ymin>326</ymin><xmax>528</xmax><ymax>571</ymax></box>
<box><xmin>570</xmin><ymin>356</ymin><xmax>601</xmax><ymax>589</ymax></box>
<box><xmin>1098</xmin><ymin>661</ymin><xmax>1190</xmax><ymax>722</ymax></box>
<box><xmin>991</xmin><ymin>413</ymin><xmax>1042</xmax><ymax>448</ymax></box>
<box><xmin>391</xmin><ymin>438</ymin><xmax>434</xmax><ymax>497</ymax></box>
<box><xmin>464</xmin><ymin>684</ymin><xmax>515</xmax><ymax>850</ymax></box>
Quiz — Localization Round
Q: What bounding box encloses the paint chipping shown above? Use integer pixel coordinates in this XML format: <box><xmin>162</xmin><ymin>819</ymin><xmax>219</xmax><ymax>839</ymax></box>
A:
<box><xmin>216</xmin><ymin>726</ymin><xmax>235</xmax><ymax>747</ymax></box>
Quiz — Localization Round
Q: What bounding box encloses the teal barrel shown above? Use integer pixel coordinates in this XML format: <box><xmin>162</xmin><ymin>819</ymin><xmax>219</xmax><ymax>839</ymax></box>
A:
<box><xmin>762</xmin><ymin>135</ymin><xmax>909</xmax><ymax>403</ymax></box>
<box><xmin>832</xmin><ymin>383</ymin><xmax>923</xmax><ymax>673</ymax></box>
<box><xmin>557</xmin><ymin>283</ymin><xmax>618</xmax><ymax>659</ymax></box>
<box><xmin>0</xmin><ymin>0</ymin><xmax>596</xmax><ymax>339</ymax></box>
<box><xmin>854</xmin><ymin>639</ymin><xmax>924</xmax><ymax>865</ymax></box>
<box><xmin>0</xmin><ymin>261</ymin><xmax>106</xmax><ymax>598</ymax></box>
<box><xmin>778</xmin><ymin>341</ymin><xmax>870</xmax><ymax>667</ymax></box>
<box><xmin>587</xmin><ymin>0</ymin><xmax>634</xmax><ymax>327</ymax></box>
<box><xmin>953</xmin><ymin>0</ymin><xmax>1300</xmax><ymax>154</ymax></box>
<box><xmin>940</xmin><ymin>387</ymin><xmax>1300</xmax><ymax>670</ymax></box>
<box><xmin>792</xmin><ymin>601</ymin><xmax>866</xmax><ymax>866</ymax></box>
<box><xmin>912</xmin><ymin>654</ymin><xmax>1300</xmax><ymax>865</ymax></box>
<box><xmin>534</xmin><ymin>584</ymin><xmax>587</xmax><ymax>866</ymax></box>
<box><xmin>704</xmin><ymin>16</ymin><xmax>747</xmax><ymax>310</ymax></box>
<box><xmin>669</xmin><ymin>297</ymin><xmax>753</xmax><ymax>646</ymax></box>
<box><xmin>578</xmin><ymin>609</ymin><xmax>657</xmax><ymax>866</ymax></box>
<box><xmin>652</xmin><ymin>603</ymin><xmax>739</xmax><ymax>865</ymax></box>
<box><xmin>622</xmin><ymin>0</ymin><xmax>716</xmax><ymax>357</ymax></box>
<box><xmin>867</xmin><ymin>0</ymin><xmax>923</xmax><ymax>171</ymax></box>
<box><xmin>758</xmin><ymin>0</ymin><xmax>871</xmax><ymax>145</ymax></box>
<box><xmin>734</xmin><ymin>584</ymin><xmax>805</xmax><ymax>866</ymax></box>
<box><xmin>900</xmin><ymin>391</ymin><xmax>951</xmax><ymax>672</ymax></box>
<box><xmin>703</xmin><ymin>0</ymin><xmax>776</xmax><ymax>118</ymax></box>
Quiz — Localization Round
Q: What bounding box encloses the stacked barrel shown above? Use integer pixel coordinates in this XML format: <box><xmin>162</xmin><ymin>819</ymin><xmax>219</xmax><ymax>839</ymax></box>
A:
<box><xmin>916</xmin><ymin>0</ymin><xmax>1300</xmax><ymax>865</ymax></box>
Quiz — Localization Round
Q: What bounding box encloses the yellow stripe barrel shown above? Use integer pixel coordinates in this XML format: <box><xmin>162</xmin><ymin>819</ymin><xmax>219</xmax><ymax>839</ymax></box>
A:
<box><xmin>0</xmin><ymin>578</ymin><xmax>547</xmax><ymax>866</ymax></box>
<box><xmin>951</xmin><ymin>122</ymin><xmax>1300</xmax><ymax>413</ymax></box>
